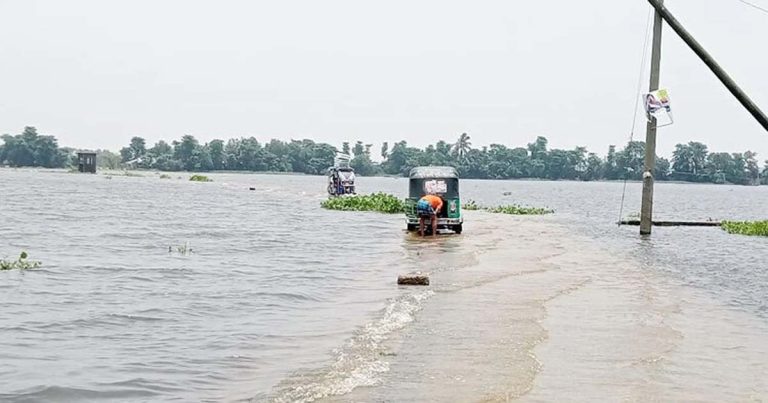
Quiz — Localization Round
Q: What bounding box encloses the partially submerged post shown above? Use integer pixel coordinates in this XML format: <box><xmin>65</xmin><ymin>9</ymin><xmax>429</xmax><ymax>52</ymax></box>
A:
<box><xmin>76</xmin><ymin>151</ymin><xmax>97</xmax><ymax>173</ymax></box>
<box><xmin>639</xmin><ymin>0</ymin><xmax>768</xmax><ymax>236</ymax></box>
<box><xmin>640</xmin><ymin>0</ymin><xmax>664</xmax><ymax>235</ymax></box>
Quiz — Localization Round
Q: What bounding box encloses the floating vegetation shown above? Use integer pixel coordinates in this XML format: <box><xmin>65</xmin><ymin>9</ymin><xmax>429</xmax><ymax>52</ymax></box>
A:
<box><xmin>169</xmin><ymin>242</ymin><xmax>193</xmax><ymax>255</ymax></box>
<box><xmin>189</xmin><ymin>174</ymin><xmax>212</xmax><ymax>182</ymax></box>
<box><xmin>486</xmin><ymin>205</ymin><xmax>554</xmax><ymax>215</ymax></box>
<box><xmin>159</xmin><ymin>174</ymin><xmax>172</xmax><ymax>179</ymax></box>
<box><xmin>321</xmin><ymin>193</ymin><xmax>405</xmax><ymax>214</ymax></box>
<box><xmin>0</xmin><ymin>251</ymin><xmax>42</xmax><ymax>271</ymax></box>
<box><xmin>462</xmin><ymin>200</ymin><xmax>481</xmax><ymax>211</ymax></box>
<box><xmin>721</xmin><ymin>220</ymin><xmax>768</xmax><ymax>237</ymax></box>
<box><xmin>460</xmin><ymin>200</ymin><xmax>553</xmax><ymax>215</ymax></box>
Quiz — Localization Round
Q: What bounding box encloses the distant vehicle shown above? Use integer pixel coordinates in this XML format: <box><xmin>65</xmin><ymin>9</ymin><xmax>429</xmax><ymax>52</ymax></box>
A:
<box><xmin>327</xmin><ymin>154</ymin><xmax>356</xmax><ymax>196</ymax></box>
<box><xmin>405</xmin><ymin>166</ymin><xmax>463</xmax><ymax>234</ymax></box>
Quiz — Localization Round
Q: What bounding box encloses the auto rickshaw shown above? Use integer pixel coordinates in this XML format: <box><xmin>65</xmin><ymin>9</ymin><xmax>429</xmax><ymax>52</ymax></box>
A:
<box><xmin>327</xmin><ymin>154</ymin><xmax>356</xmax><ymax>196</ymax></box>
<box><xmin>405</xmin><ymin>166</ymin><xmax>463</xmax><ymax>234</ymax></box>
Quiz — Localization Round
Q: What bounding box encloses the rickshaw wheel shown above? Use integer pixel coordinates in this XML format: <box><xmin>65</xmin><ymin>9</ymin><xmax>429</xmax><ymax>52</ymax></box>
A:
<box><xmin>453</xmin><ymin>224</ymin><xmax>463</xmax><ymax>234</ymax></box>
<box><xmin>407</xmin><ymin>224</ymin><xmax>418</xmax><ymax>232</ymax></box>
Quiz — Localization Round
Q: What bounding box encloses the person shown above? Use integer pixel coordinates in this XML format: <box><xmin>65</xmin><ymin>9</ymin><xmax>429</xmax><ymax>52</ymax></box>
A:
<box><xmin>416</xmin><ymin>194</ymin><xmax>443</xmax><ymax>237</ymax></box>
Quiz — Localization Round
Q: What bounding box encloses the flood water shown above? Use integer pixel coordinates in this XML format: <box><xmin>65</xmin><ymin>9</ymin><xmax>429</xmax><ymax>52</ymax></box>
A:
<box><xmin>1</xmin><ymin>169</ymin><xmax>767</xmax><ymax>402</ymax></box>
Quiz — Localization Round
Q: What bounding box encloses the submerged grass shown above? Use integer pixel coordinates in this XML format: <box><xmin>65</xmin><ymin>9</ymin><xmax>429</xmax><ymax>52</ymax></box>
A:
<box><xmin>321</xmin><ymin>192</ymin><xmax>405</xmax><ymax>214</ymax></box>
<box><xmin>189</xmin><ymin>174</ymin><xmax>212</xmax><ymax>182</ymax></box>
<box><xmin>721</xmin><ymin>220</ymin><xmax>768</xmax><ymax>237</ymax></box>
<box><xmin>0</xmin><ymin>251</ymin><xmax>42</xmax><ymax>271</ymax></box>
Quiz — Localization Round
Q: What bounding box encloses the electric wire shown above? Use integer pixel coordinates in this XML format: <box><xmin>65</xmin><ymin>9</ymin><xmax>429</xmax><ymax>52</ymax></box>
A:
<box><xmin>733</xmin><ymin>0</ymin><xmax>768</xmax><ymax>15</ymax></box>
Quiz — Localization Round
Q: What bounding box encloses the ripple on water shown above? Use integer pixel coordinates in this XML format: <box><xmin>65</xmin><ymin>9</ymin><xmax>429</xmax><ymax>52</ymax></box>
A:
<box><xmin>1</xmin><ymin>171</ymin><xmax>767</xmax><ymax>401</ymax></box>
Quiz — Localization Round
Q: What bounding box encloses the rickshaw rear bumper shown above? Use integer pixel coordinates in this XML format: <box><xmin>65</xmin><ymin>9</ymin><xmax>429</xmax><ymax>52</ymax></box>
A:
<box><xmin>405</xmin><ymin>217</ymin><xmax>463</xmax><ymax>226</ymax></box>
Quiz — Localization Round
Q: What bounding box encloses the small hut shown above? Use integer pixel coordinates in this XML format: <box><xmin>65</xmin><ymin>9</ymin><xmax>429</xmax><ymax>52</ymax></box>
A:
<box><xmin>76</xmin><ymin>151</ymin><xmax>97</xmax><ymax>173</ymax></box>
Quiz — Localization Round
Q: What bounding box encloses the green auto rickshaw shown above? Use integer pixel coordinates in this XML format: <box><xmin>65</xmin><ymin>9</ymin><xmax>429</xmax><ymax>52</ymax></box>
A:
<box><xmin>405</xmin><ymin>166</ymin><xmax>463</xmax><ymax>234</ymax></box>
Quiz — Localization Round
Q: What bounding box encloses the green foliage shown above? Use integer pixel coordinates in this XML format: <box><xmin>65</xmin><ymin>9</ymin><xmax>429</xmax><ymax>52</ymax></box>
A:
<box><xmin>462</xmin><ymin>200</ymin><xmax>481</xmax><ymax>210</ymax></box>
<box><xmin>0</xmin><ymin>251</ymin><xmax>42</xmax><ymax>270</ymax></box>
<box><xmin>671</xmin><ymin>143</ymin><xmax>760</xmax><ymax>185</ymax></box>
<box><xmin>321</xmin><ymin>193</ymin><xmax>405</xmax><ymax>214</ymax></box>
<box><xmin>721</xmin><ymin>221</ymin><xmax>768</xmax><ymax>237</ymax></box>
<box><xmin>2</xmin><ymin>127</ymin><xmax>765</xmax><ymax>186</ymax></box>
<box><xmin>120</xmin><ymin>136</ymin><xmax>147</xmax><ymax>163</ymax></box>
<box><xmin>460</xmin><ymin>200</ymin><xmax>552</xmax><ymax>215</ymax></box>
<box><xmin>485</xmin><ymin>205</ymin><xmax>554</xmax><ymax>215</ymax></box>
<box><xmin>96</xmin><ymin>149</ymin><xmax>122</xmax><ymax>170</ymax></box>
<box><xmin>0</xmin><ymin>127</ymin><xmax>69</xmax><ymax>168</ymax></box>
<box><xmin>189</xmin><ymin>174</ymin><xmax>212</xmax><ymax>182</ymax></box>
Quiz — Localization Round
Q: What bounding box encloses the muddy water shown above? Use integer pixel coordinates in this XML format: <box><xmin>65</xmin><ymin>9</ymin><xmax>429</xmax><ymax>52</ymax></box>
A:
<box><xmin>324</xmin><ymin>215</ymin><xmax>768</xmax><ymax>402</ymax></box>
<box><xmin>1</xmin><ymin>169</ymin><xmax>767</xmax><ymax>402</ymax></box>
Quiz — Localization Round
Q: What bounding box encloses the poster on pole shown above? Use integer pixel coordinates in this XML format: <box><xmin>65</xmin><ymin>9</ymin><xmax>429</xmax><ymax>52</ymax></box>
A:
<box><xmin>644</xmin><ymin>88</ymin><xmax>673</xmax><ymax>127</ymax></box>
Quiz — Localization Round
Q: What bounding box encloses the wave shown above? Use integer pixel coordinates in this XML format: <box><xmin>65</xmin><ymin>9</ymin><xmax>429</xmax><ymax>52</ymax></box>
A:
<box><xmin>262</xmin><ymin>290</ymin><xmax>434</xmax><ymax>403</ymax></box>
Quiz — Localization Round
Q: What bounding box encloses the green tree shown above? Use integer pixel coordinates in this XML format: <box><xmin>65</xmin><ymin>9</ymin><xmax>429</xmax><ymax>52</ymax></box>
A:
<box><xmin>452</xmin><ymin>133</ymin><xmax>472</xmax><ymax>160</ymax></box>
<box><xmin>0</xmin><ymin>127</ymin><xmax>67</xmax><ymax>168</ymax></box>
<box><xmin>208</xmin><ymin>139</ymin><xmax>225</xmax><ymax>170</ymax></box>
<box><xmin>120</xmin><ymin>136</ymin><xmax>147</xmax><ymax>162</ymax></box>
<box><xmin>173</xmin><ymin>135</ymin><xmax>200</xmax><ymax>171</ymax></box>
<box><xmin>96</xmin><ymin>149</ymin><xmax>122</xmax><ymax>170</ymax></box>
<box><xmin>584</xmin><ymin>153</ymin><xmax>603</xmax><ymax>181</ymax></box>
<box><xmin>616</xmin><ymin>141</ymin><xmax>645</xmax><ymax>180</ymax></box>
<box><xmin>672</xmin><ymin>141</ymin><xmax>708</xmax><ymax>181</ymax></box>
<box><xmin>745</xmin><ymin>151</ymin><xmax>759</xmax><ymax>185</ymax></box>
<box><xmin>352</xmin><ymin>141</ymin><xmax>365</xmax><ymax>157</ymax></box>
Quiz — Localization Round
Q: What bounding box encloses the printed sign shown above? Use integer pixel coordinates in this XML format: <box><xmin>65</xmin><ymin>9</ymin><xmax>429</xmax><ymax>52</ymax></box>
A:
<box><xmin>644</xmin><ymin>88</ymin><xmax>673</xmax><ymax>127</ymax></box>
<box><xmin>424</xmin><ymin>180</ymin><xmax>447</xmax><ymax>194</ymax></box>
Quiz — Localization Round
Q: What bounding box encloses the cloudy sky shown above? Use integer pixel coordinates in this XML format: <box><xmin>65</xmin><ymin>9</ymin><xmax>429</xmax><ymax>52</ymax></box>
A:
<box><xmin>1</xmin><ymin>0</ymin><xmax>766</xmax><ymax>158</ymax></box>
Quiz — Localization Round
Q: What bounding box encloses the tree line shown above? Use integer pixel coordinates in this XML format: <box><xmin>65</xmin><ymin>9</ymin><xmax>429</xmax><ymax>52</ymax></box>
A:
<box><xmin>1</xmin><ymin>126</ymin><xmax>765</xmax><ymax>185</ymax></box>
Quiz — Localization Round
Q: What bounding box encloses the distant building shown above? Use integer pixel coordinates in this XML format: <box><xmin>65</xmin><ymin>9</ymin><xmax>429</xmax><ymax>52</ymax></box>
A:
<box><xmin>76</xmin><ymin>151</ymin><xmax>97</xmax><ymax>173</ymax></box>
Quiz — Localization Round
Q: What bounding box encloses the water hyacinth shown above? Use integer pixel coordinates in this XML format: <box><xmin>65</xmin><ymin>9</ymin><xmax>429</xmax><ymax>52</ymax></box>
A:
<box><xmin>721</xmin><ymin>220</ymin><xmax>768</xmax><ymax>237</ymax></box>
<box><xmin>321</xmin><ymin>193</ymin><xmax>405</xmax><ymax>214</ymax></box>
<box><xmin>485</xmin><ymin>205</ymin><xmax>554</xmax><ymax>215</ymax></box>
<box><xmin>462</xmin><ymin>200</ymin><xmax>481</xmax><ymax>211</ymax></box>
<box><xmin>0</xmin><ymin>251</ymin><xmax>42</xmax><ymax>271</ymax></box>
<box><xmin>189</xmin><ymin>174</ymin><xmax>212</xmax><ymax>182</ymax></box>
<box><xmin>462</xmin><ymin>200</ymin><xmax>553</xmax><ymax>215</ymax></box>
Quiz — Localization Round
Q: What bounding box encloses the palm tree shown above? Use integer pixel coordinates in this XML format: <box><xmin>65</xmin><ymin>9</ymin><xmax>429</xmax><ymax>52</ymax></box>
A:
<box><xmin>452</xmin><ymin>133</ymin><xmax>472</xmax><ymax>160</ymax></box>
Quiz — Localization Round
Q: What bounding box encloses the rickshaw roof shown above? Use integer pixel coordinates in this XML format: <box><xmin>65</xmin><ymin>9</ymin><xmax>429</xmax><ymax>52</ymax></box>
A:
<box><xmin>409</xmin><ymin>166</ymin><xmax>458</xmax><ymax>179</ymax></box>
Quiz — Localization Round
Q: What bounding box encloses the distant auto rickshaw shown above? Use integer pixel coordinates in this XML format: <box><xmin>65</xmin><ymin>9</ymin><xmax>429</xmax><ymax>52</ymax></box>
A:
<box><xmin>405</xmin><ymin>166</ymin><xmax>463</xmax><ymax>234</ymax></box>
<box><xmin>327</xmin><ymin>154</ymin><xmax>356</xmax><ymax>196</ymax></box>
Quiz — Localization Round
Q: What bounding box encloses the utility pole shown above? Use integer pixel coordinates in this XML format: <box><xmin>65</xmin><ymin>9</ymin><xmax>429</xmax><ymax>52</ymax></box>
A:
<box><xmin>640</xmin><ymin>1</ymin><xmax>663</xmax><ymax>235</ymax></box>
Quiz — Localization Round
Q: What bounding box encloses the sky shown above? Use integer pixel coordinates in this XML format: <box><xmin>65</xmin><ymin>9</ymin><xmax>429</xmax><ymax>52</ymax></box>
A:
<box><xmin>1</xmin><ymin>0</ymin><xmax>766</xmax><ymax>159</ymax></box>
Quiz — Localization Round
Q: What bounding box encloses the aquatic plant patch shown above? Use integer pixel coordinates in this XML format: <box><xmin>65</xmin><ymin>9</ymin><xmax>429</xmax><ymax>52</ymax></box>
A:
<box><xmin>485</xmin><ymin>205</ymin><xmax>554</xmax><ymax>215</ymax></box>
<box><xmin>321</xmin><ymin>193</ymin><xmax>405</xmax><ymax>214</ymax></box>
<box><xmin>462</xmin><ymin>200</ymin><xmax>481</xmax><ymax>210</ymax></box>
<box><xmin>721</xmin><ymin>220</ymin><xmax>768</xmax><ymax>237</ymax></box>
<box><xmin>169</xmin><ymin>242</ymin><xmax>193</xmax><ymax>255</ymax></box>
<box><xmin>189</xmin><ymin>174</ymin><xmax>212</xmax><ymax>182</ymax></box>
<box><xmin>0</xmin><ymin>251</ymin><xmax>42</xmax><ymax>271</ymax></box>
